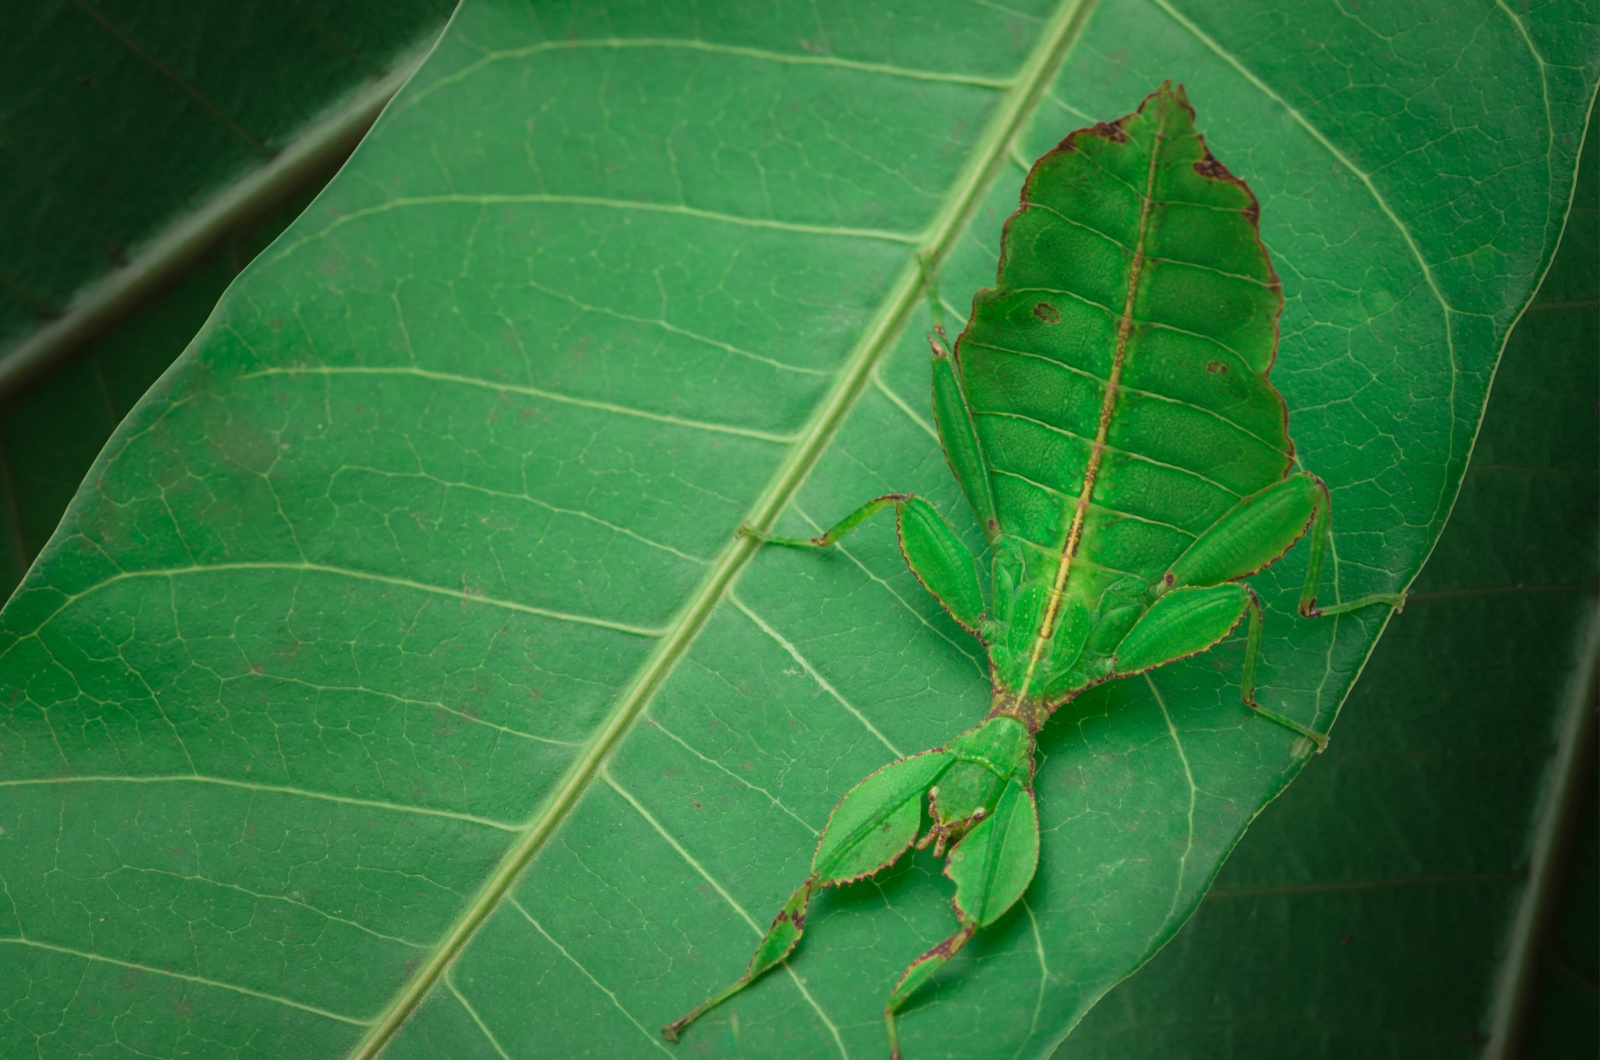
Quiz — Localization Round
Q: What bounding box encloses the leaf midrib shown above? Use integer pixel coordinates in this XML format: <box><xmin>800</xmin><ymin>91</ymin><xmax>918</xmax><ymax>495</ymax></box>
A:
<box><xmin>350</xmin><ymin>1</ymin><xmax>1099</xmax><ymax>1052</ymax></box>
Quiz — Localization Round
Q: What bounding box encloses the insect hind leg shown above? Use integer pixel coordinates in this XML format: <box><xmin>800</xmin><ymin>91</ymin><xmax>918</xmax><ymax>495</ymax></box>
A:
<box><xmin>1298</xmin><ymin>478</ymin><xmax>1407</xmax><ymax>618</ymax></box>
<box><xmin>1236</xmin><ymin>588</ymin><xmax>1330</xmax><ymax>753</ymax></box>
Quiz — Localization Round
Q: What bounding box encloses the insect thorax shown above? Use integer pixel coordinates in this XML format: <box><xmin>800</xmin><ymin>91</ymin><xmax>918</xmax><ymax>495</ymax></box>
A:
<box><xmin>984</xmin><ymin>534</ymin><xmax>1152</xmax><ymax>718</ymax></box>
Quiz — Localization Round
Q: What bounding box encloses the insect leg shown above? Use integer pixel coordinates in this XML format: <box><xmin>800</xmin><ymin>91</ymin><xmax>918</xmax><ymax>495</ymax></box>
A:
<box><xmin>1297</xmin><ymin>480</ymin><xmax>1407</xmax><ymax>618</ymax></box>
<box><xmin>745</xmin><ymin>494</ymin><xmax>987</xmax><ymax>634</ymax></box>
<box><xmin>662</xmin><ymin>877</ymin><xmax>816</xmax><ymax>1042</ymax></box>
<box><xmin>1115</xmin><ymin>584</ymin><xmax>1331</xmax><ymax>748</ymax></box>
<box><xmin>1237</xmin><ymin>587</ymin><xmax>1328</xmax><ymax>751</ymax></box>
<box><xmin>1112</xmin><ymin>583</ymin><xmax>1254</xmax><ymax>678</ymax></box>
<box><xmin>663</xmin><ymin>751</ymin><xmax>954</xmax><ymax>1044</ymax></box>
<box><xmin>743</xmin><ymin>493</ymin><xmax>909</xmax><ymax>549</ymax></box>
<box><xmin>1162</xmin><ymin>472</ymin><xmax>1321</xmax><ymax>592</ymax></box>
<box><xmin>930</xmin><ymin>330</ymin><xmax>1002</xmax><ymax>543</ymax></box>
<box><xmin>884</xmin><ymin>921</ymin><xmax>977</xmax><ymax>1060</ymax></box>
<box><xmin>884</xmin><ymin>777</ymin><xmax>1039</xmax><ymax>1057</ymax></box>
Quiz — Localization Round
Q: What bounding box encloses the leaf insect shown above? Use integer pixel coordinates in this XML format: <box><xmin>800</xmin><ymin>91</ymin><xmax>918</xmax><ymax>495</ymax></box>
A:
<box><xmin>663</xmin><ymin>83</ymin><xmax>1402</xmax><ymax>1058</ymax></box>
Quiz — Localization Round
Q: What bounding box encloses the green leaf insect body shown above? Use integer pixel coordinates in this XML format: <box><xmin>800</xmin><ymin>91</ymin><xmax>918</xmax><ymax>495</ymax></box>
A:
<box><xmin>663</xmin><ymin>83</ymin><xmax>1401</xmax><ymax>1059</ymax></box>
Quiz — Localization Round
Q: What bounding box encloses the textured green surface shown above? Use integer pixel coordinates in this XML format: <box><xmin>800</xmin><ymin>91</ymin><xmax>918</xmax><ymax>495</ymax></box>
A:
<box><xmin>0</xmin><ymin>3</ymin><xmax>1594</xmax><ymax>1059</ymax></box>
<box><xmin>958</xmin><ymin>85</ymin><xmax>1303</xmax><ymax>710</ymax></box>
<box><xmin>1062</xmin><ymin>101</ymin><xmax>1600</xmax><ymax>1060</ymax></box>
<box><xmin>0</xmin><ymin>0</ymin><xmax>454</xmax><ymax>355</ymax></box>
<box><xmin>0</xmin><ymin>180</ymin><xmax>332</xmax><ymax>600</ymax></box>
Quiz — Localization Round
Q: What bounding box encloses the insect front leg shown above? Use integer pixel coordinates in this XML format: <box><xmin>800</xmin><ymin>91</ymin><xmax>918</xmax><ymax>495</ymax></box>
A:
<box><xmin>743</xmin><ymin>493</ymin><xmax>987</xmax><ymax>636</ymax></box>
<box><xmin>662</xmin><ymin>750</ymin><xmax>954</xmax><ymax>1044</ymax></box>
<box><xmin>885</xmin><ymin>776</ymin><xmax>1039</xmax><ymax>1059</ymax></box>
<box><xmin>916</xmin><ymin>250</ymin><xmax>1001</xmax><ymax>545</ymax></box>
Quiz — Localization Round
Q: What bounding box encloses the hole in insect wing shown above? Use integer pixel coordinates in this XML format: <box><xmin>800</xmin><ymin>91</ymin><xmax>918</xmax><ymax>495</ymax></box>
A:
<box><xmin>1033</xmin><ymin>301</ymin><xmax>1061</xmax><ymax>324</ymax></box>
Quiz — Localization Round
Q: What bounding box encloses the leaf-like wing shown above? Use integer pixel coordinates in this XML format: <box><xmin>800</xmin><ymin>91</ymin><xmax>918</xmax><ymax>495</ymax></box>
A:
<box><xmin>959</xmin><ymin>86</ymin><xmax>1291</xmax><ymax>609</ymax></box>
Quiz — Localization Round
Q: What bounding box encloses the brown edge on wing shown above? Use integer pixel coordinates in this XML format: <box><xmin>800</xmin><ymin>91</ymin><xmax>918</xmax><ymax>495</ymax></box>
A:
<box><xmin>1166</xmin><ymin>83</ymin><xmax>1296</xmax><ymax>479</ymax></box>
<box><xmin>954</xmin><ymin>81</ymin><xmax>1295</xmax><ymax>480</ymax></box>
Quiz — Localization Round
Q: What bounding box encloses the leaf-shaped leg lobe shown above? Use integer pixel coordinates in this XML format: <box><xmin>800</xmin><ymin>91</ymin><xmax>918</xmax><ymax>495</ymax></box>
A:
<box><xmin>664</xmin><ymin>751</ymin><xmax>953</xmax><ymax>1043</ymax></box>
<box><xmin>886</xmin><ymin>778</ymin><xmax>1040</xmax><ymax>1058</ymax></box>
<box><xmin>930</xmin><ymin>329</ymin><xmax>1001</xmax><ymax>543</ymax></box>
<box><xmin>750</xmin><ymin>493</ymin><xmax>987</xmax><ymax>635</ymax></box>
<box><xmin>945</xmin><ymin>777</ymin><xmax>1040</xmax><ymax>928</ymax></box>
<box><xmin>1163</xmin><ymin>473</ymin><xmax>1321</xmax><ymax>592</ymax></box>
<box><xmin>814</xmin><ymin>750</ymin><xmax>954</xmax><ymax>882</ymax></box>
<box><xmin>1112</xmin><ymin>582</ymin><xmax>1253</xmax><ymax>676</ymax></box>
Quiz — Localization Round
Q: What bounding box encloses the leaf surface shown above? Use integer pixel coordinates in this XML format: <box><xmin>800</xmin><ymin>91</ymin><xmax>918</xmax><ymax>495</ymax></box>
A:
<box><xmin>1</xmin><ymin>2</ymin><xmax>1595</xmax><ymax>1058</ymax></box>
<box><xmin>1060</xmin><ymin>102</ymin><xmax>1600</xmax><ymax>1060</ymax></box>
<box><xmin>0</xmin><ymin>1</ymin><xmax>453</xmax><ymax>363</ymax></box>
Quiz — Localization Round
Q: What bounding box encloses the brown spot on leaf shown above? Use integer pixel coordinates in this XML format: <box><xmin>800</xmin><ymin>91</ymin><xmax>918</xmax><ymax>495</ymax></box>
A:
<box><xmin>1193</xmin><ymin>156</ymin><xmax>1228</xmax><ymax>179</ymax></box>
<box><xmin>1033</xmin><ymin>302</ymin><xmax>1061</xmax><ymax>324</ymax></box>
<box><xmin>1206</xmin><ymin>360</ymin><xmax>1227</xmax><ymax>375</ymax></box>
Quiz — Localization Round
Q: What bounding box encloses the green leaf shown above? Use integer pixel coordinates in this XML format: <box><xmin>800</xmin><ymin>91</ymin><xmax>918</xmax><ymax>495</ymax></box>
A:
<box><xmin>0</xmin><ymin>0</ymin><xmax>455</xmax><ymax>594</ymax></box>
<box><xmin>0</xmin><ymin>4</ymin><xmax>1593</xmax><ymax>1060</ymax></box>
<box><xmin>1059</xmin><ymin>102</ymin><xmax>1600</xmax><ymax>1060</ymax></box>
<box><xmin>0</xmin><ymin>0</ymin><xmax>454</xmax><ymax>366</ymax></box>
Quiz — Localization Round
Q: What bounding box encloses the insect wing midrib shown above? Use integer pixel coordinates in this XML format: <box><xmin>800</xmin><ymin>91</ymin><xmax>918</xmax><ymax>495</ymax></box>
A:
<box><xmin>1018</xmin><ymin>107</ymin><xmax>1167</xmax><ymax>697</ymax></box>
